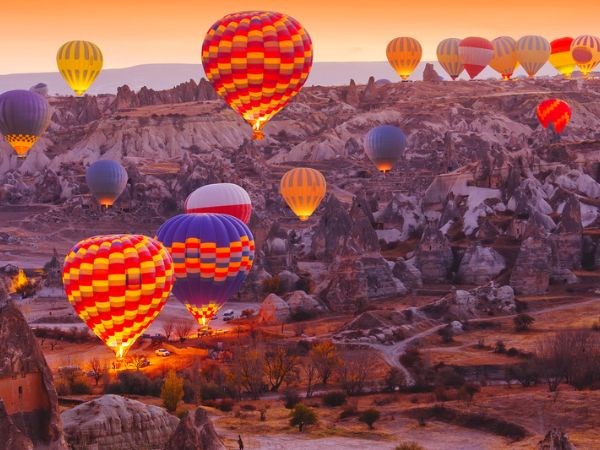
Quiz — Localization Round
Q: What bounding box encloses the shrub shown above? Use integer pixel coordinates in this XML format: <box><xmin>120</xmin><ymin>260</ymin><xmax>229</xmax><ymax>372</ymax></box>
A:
<box><xmin>322</xmin><ymin>391</ymin><xmax>346</xmax><ymax>407</ymax></box>
<box><xmin>216</xmin><ymin>399</ymin><xmax>234</xmax><ymax>412</ymax></box>
<box><xmin>289</xmin><ymin>308</ymin><xmax>316</xmax><ymax>322</ymax></box>
<box><xmin>282</xmin><ymin>388</ymin><xmax>301</xmax><ymax>409</ymax></box>
<box><xmin>437</xmin><ymin>325</ymin><xmax>454</xmax><ymax>343</ymax></box>
<box><xmin>435</xmin><ymin>366</ymin><xmax>465</xmax><ymax>389</ymax></box>
<box><xmin>262</xmin><ymin>275</ymin><xmax>283</xmax><ymax>295</ymax></box>
<box><xmin>514</xmin><ymin>314</ymin><xmax>535</xmax><ymax>332</ymax></box>
<box><xmin>105</xmin><ymin>370</ymin><xmax>161</xmax><ymax>396</ymax></box>
<box><xmin>161</xmin><ymin>371</ymin><xmax>184</xmax><ymax>413</ymax></box>
<box><xmin>385</xmin><ymin>367</ymin><xmax>406</xmax><ymax>392</ymax></box>
<box><xmin>494</xmin><ymin>340</ymin><xmax>506</xmax><ymax>353</ymax></box>
<box><xmin>395</xmin><ymin>443</ymin><xmax>425</xmax><ymax>450</ymax></box>
<box><xmin>339</xmin><ymin>404</ymin><xmax>358</xmax><ymax>419</ymax></box>
<box><xmin>400</xmin><ymin>348</ymin><xmax>422</xmax><ymax>368</ymax></box>
<box><xmin>359</xmin><ymin>408</ymin><xmax>381</xmax><ymax>429</ymax></box>
<box><xmin>240</xmin><ymin>309</ymin><xmax>255</xmax><ymax>318</ymax></box>
<box><xmin>289</xmin><ymin>404</ymin><xmax>318</xmax><ymax>432</ymax></box>
<box><xmin>70</xmin><ymin>378</ymin><xmax>92</xmax><ymax>395</ymax></box>
<box><xmin>240</xmin><ymin>403</ymin><xmax>257</xmax><ymax>411</ymax></box>
<box><xmin>199</xmin><ymin>382</ymin><xmax>223</xmax><ymax>401</ymax></box>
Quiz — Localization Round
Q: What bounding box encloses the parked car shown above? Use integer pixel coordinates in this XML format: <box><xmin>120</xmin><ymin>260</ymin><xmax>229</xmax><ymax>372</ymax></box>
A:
<box><xmin>155</xmin><ymin>348</ymin><xmax>171</xmax><ymax>357</ymax></box>
<box><xmin>222</xmin><ymin>309</ymin><xmax>235</xmax><ymax>321</ymax></box>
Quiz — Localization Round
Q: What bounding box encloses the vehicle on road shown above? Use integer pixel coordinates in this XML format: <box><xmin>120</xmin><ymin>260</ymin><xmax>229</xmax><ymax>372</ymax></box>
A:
<box><xmin>155</xmin><ymin>348</ymin><xmax>171</xmax><ymax>357</ymax></box>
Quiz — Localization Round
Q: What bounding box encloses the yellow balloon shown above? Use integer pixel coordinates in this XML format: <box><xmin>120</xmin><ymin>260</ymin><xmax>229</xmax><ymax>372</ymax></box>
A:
<box><xmin>516</xmin><ymin>35</ymin><xmax>550</xmax><ymax>78</ymax></box>
<box><xmin>571</xmin><ymin>35</ymin><xmax>600</xmax><ymax>78</ymax></box>
<box><xmin>280</xmin><ymin>168</ymin><xmax>326</xmax><ymax>221</ymax></box>
<box><xmin>57</xmin><ymin>40</ymin><xmax>103</xmax><ymax>96</ymax></box>
<box><xmin>490</xmin><ymin>37</ymin><xmax>518</xmax><ymax>80</ymax></box>
<box><xmin>436</xmin><ymin>38</ymin><xmax>463</xmax><ymax>80</ymax></box>
<box><xmin>387</xmin><ymin>37</ymin><xmax>422</xmax><ymax>81</ymax></box>
<box><xmin>549</xmin><ymin>37</ymin><xmax>577</xmax><ymax>79</ymax></box>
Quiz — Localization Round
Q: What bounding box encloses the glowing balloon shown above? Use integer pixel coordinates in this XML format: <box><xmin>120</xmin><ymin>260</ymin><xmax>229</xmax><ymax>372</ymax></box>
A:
<box><xmin>156</xmin><ymin>213</ymin><xmax>255</xmax><ymax>328</ymax></box>
<box><xmin>86</xmin><ymin>160</ymin><xmax>128</xmax><ymax>208</ymax></box>
<box><xmin>550</xmin><ymin>37</ymin><xmax>576</xmax><ymax>78</ymax></box>
<box><xmin>280</xmin><ymin>168</ymin><xmax>326</xmax><ymax>221</ymax></box>
<box><xmin>458</xmin><ymin>37</ymin><xmax>494</xmax><ymax>79</ymax></box>
<box><xmin>57</xmin><ymin>40</ymin><xmax>103</xmax><ymax>96</ymax></box>
<box><xmin>185</xmin><ymin>183</ymin><xmax>252</xmax><ymax>224</ymax></box>
<box><xmin>386</xmin><ymin>37</ymin><xmax>422</xmax><ymax>81</ymax></box>
<box><xmin>364</xmin><ymin>125</ymin><xmax>406</xmax><ymax>173</ymax></box>
<box><xmin>0</xmin><ymin>90</ymin><xmax>51</xmax><ymax>159</ymax></box>
<box><xmin>516</xmin><ymin>36</ymin><xmax>550</xmax><ymax>78</ymax></box>
<box><xmin>571</xmin><ymin>35</ymin><xmax>600</xmax><ymax>78</ymax></box>
<box><xmin>62</xmin><ymin>234</ymin><xmax>174</xmax><ymax>359</ymax></box>
<box><xmin>436</xmin><ymin>38</ymin><xmax>464</xmax><ymax>80</ymax></box>
<box><xmin>202</xmin><ymin>11</ymin><xmax>313</xmax><ymax>140</ymax></box>
<box><xmin>536</xmin><ymin>99</ymin><xmax>572</xmax><ymax>134</ymax></box>
<box><xmin>490</xmin><ymin>37</ymin><xmax>518</xmax><ymax>80</ymax></box>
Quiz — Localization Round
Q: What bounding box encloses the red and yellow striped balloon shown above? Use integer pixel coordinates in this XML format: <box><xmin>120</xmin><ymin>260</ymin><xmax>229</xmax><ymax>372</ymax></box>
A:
<box><xmin>571</xmin><ymin>35</ymin><xmax>600</xmax><ymax>78</ymax></box>
<box><xmin>62</xmin><ymin>235</ymin><xmax>174</xmax><ymax>359</ymax></box>
<box><xmin>536</xmin><ymin>99</ymin><xmax>572</xmax><ymax>134</ymax></box>
<box><xmin>185</xmin><ymin>303</ymin><xmax>221</xmax><ymax>327</ymax></box>
<box><xmin>202</xmin><ymin>11</ymin><xmax>313</xmax><ymax>140</ymax></box>
<box><xmin>550</xmin><ymin>37</ymin><xmax>576</xmax><ymax>78</ymax></box>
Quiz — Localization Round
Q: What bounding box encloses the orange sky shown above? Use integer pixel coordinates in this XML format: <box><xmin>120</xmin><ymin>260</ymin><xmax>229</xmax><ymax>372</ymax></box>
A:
<box><xmin>1</xmin><ymin>0</ymin><xmax>599</xmax><ymax>73</ymax></box>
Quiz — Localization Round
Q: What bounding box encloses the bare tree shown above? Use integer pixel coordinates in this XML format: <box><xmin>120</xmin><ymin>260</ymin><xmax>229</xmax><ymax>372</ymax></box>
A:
<box><xmin>263</xmin><ymin>346</ymin><xmax>299</xmax><ymax>392</ymax></box>
<box><xmin>340</xmin><ymin>352</ymin><xmax>374</xmax><ymax>395</ymax></box>
<box><xmin>309</xmin><ymin>341</ymin><xmax>341</xmax><ymax>386</ymax></box>
<box><xmin>162</xmin><ymin>320</ymin><xmax>175</xmax><ymax>342</ymax></box>
<box><xmin>303</xmin><ymin>361</ymin><xmax>318</xmax><ymax>398</ymax></box>
<box><xmin>231</xmin><ymin>345</ymin><xmax>264</xmax><ymax>399</ymax></box>
<box><xmin>89</xmin><ymin>357</ymin><xmax>106</xmax><ymax>386</ymax></box>
<box><xmin>129</xmin><ymin>353</ymin><xmax>149</xmax><ymax>371</ymax></box>
<box><xmin>175</xmin><ymin>320</ymin><xmax>195</xmax><ymax>343</ymax></box>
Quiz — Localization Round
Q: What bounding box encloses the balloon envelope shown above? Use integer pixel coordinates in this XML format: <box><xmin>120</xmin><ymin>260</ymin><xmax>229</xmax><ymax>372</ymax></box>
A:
<box><xmin>459</xmin><ymin>37</ymin><xmax>494</xmax><ymax>79</ymax></box>
<box><xmin>516</xmin><ymin>35</ymin><xmax>550</xmax><ymax>78</ymax></box>
<box><xmin>536</xmin><ymin>99</ymin><xmax>572</xmax><ymax>134</ymax></box>
<box><xmin>437</xmin><ymin>38</ymin><xmax>464</xmax><ymax>80</ymax></box>
<box><xmin>387</xmin><ymin>37</ymin><xmax>422</xmax><ymax>81</ymax></box>
<box><xmin>280</xmin><ymin>168</ymin><xmax>327</xmax><ymax>221</ymax></box>
<box><xmin>185</xmin><ymin>183</ymin><xmax>252</xmax><ymax>224</ymax></box>
<box><xmin>364</xmin><ymin>125</ymin><xmax>406</xmax><ymax>173</ymax></box>
<box><xmin>0</xmin><ymin>90</ymin><xmax>51</xmax><ymax>158</ymax></box>
<box><xmin>62</xmin><ymin>234</ymin><xmax>174</xmax><ymax>358</ymax></box>
<box><xmin>550</xmin><ymin>37</ymin><xmax>576</xmax><ymax>78</ymax></box>
<box><xmin>86</xmin><ymin>160</ymin><xmax>128</xmax><ymax>207</ymax></box>
<box><xmin>155</xmin><ymin>213</ymin><xmax>255</xmax><ymax>326</ymax></box>
<box><xmin>57</xmin><ymin>40</ymin><xmax>103</xmax><ymax>96</ymax></box>
<box><xmin>490</xmin><ymin>37</ymin><xmax>518</xmax><ymax>80</ymax></box>
<box><xmin>202</xmin><ymin>11</ymin><xmax>313</xmax><ymax>140</ymax></box>
<box><xmin>571</xmin><ymin>35</ymin><xmax>600</xmax><ymax>78</ymax></box>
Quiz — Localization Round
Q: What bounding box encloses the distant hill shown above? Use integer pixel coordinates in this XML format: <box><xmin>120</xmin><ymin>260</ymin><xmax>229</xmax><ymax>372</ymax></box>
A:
<box><xmin>0</xmin><ymin>61</ymin><xmax>583</xmax><ymax>96</ymax></box>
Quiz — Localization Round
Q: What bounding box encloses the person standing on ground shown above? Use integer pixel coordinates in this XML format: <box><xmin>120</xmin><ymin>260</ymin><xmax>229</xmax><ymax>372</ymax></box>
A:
<box><xmin>238</xmin><ymin>434</ymin><xmax>244</xmax><ymax>450</ymax></box>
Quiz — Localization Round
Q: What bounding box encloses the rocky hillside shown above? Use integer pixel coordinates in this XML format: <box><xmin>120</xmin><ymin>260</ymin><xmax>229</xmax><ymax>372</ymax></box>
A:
<box><xmin>2</xmin><ymin>76</ymin><xmax>600</xmax><ymax>311</ymax></box>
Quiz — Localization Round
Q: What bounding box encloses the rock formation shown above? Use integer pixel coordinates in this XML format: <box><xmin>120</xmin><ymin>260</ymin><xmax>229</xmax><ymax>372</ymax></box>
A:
<box><xmin>0</xmin><ymin>400</ymin><xmax>34</xmax><ymax>450</ymax></box>
<box><xmin>550</xmin><ymin>194</ymin><xmax>582</xmax><ymax>284</ymax></box>
<box><xmin>0</xmin><ymin>286</ymin><xmax>67</xmax><ymax>450</ymax></box>
<box><xmin>343</xmin><ymin>79</ymin><xmax>360</xmax><ymax>107</ymax></box>
<box><xmin>61</xmin><ymin>395</ymin><xmax>178</xmax><ymax>450</ymax></box>
<box><xmin>163</xmin><ymin>407</ymin><xmax>225</xmax><ymax>450</ymax></box>
<box><xmin>415</xmin><ymin>221</ymin><xmax>454</xmax><ymax>283</ymax></box>
<box><xmin>284</xmin><ymin>290</ymin><xmax>324</xmax><ymax>315</ymax></box>
<box><xmin>258</xmin><ymin>293</ymin><xmax>291</xmax><ymax>324</ymax></box>
<box><xmin>457</xmin><ymin>245</ymin><xmax>506</xmax><ymax>285</ymax></box>
<box><xmin>422</xmin><ymin>63</ymin><xmax>443</xmax><ymax>82</ymax></box>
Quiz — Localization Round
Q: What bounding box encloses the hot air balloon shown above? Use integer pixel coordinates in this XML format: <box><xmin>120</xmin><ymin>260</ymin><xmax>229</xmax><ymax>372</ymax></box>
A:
<box><xmin>280</xmin><ymin>168</ymin><xmax>326</xmax><ymax>221</ymax></box>
<box><xmin>0</xmin><ymin>90</ymin><xmax>51</xmax><ymax>159</ymax></box>
<box><xmin>86</xmin><ymin>160</ymin><xmax>128</xmax><ymax>208</ymax></box>
<box><xmin>156</xmin><ymin>213</ymin><xmax>255</xmax><ymax>328</ymax></box>
<box><xmin>436</xmin><ymin>38</ymin><xmax>464</xmax><ymax>80</ymax></box>
<box><xmin>516</xmin><ymin>36</ymin><xmax>550</xmax><ymax>78</ymax></box>
<box><xmin>364</xmin><ymin>125</ymin><xmax>407</xmax><ymax>173</ymax></box>
<box><xmin>550</xmin><ymin>37</ymin><xmax>576</xmax><ymax>78</ymax></box>
<box><xmin>202</xmin><ymin>11</ymin><xmax>313</xmax><ymax>140</ymax></box>
<box><xmin>490</xmin><ymin>37</ymin><xmax>518</xmax><ymax>80</ymax></box>
<box><xmin>386</xmin><ymin>37</ymin><xmax>422</xmax><ymax>81</ymax></box>
<box><xmin>536</xmin><ymin>99</ymin><xmax>572</xmax><ymax>134</ymax></box>
<box><xmin>185</xmin><ymin>183</ymin><xmax>252</xmax><ymax>224</ymax></box>
<box><xmin>571</xmin><ymin>35</ymin><xmax>600</xmax><ymax>78</ymax></box>
<box><xmin>57</xmin><ymin>40</ymin><xmax>103</xmax><ymax>96</ymax></box>
<box><xmin>458</xmin><ymin>37</ymin><xmax>494</xmax><ymax>80</ymax></box>
<box><xmin>62</xmin><ymin>234</ymin><xmax>174</xmax><ymax>359</ymax></box>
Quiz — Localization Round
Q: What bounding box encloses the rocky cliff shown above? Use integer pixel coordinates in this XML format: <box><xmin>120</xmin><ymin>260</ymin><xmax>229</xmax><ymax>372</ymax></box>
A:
<box><xmin>163</xmin><ymin>407</ymin><xmax>225</xmax><ymax>450</ymax></box>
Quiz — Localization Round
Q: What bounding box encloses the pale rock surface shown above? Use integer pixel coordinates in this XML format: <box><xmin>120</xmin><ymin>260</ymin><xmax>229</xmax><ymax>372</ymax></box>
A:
<box><xmin>457</xmin><ymin>245</ymin><xmax>506</xmax><ymax>285</ymax></box>
<box><xmin>258</xmin><ymin>293</ymin><xmax>291</xmax><ymax>324</ymax></box>
<box><xmin>163</xmin><ymin>407</ymin><xmax>225</xmax><ymax>450</ymax></box>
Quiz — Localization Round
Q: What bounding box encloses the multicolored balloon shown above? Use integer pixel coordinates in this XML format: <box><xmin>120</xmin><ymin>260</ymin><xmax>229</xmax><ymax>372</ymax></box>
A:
<box><xmin>156</xmin><ymin>214</ymin><xmax>255</xmax><ymax>327</ymax></box>
<box><xmin>516</xmin><ymin>36</ymin><xmax>550</xmax><ymax>78</ymax></box>
<box><xmin>571</xmin><ymin>35</ymin><xmax>600</xmax><ymax>78</ymax></box>
<box><xmin>386</xmin><ymin>37</ymin><xmax>422</xmax><ymax>81</ymax></box>
<box><xmin>57</xmin><ymin>40</ymin><xmax>103</xmax><ymax>96</ymax></box>
<box><xmin>202</xmin><ymin>11</ymin><xmax>313</xmax><ymax>140</ymax></box>
<box><xmin>62</xmin><ymin>235</ymin><xmax>174</xmax><ymax>359</ymax></box>
<box><xmin>280</xmin><ymin>168</ymin><xmax>326</xmax><ymax>221</ymax></box>
<box><xmin>86</xmin><ymin>160</ymin><xmax>128</xmax><ymax>208</ymax></box>
<box><xmin>550</xmin><ymin>37</ymin><xmax>576</xmax><ymax>78</ymax></box>
<box><xmin>0</xmin><ymin>90</ymin><xmax>51</xmax><ymax>158</ymax></box>
<box><xmin>436</xmin><ymin>38</ymin><xmax>464</xmax><ymax>80</ymax></box>
<box><xmin>185</xmin><ymin>183</ymin><xmax>252</xmax><ymax>224</ymax></box>
<box><xmin>364</xmin><ymin>125</ymin><xmax>407</xmax><ymax>173</ymax></box>
<box><xmin>490</xmin><ymin>37</ymin><xmax>518</xmax><ymax>80</ymax></box>
<box><xmin>459</xmin><ymin>37</ymin><xmax>494</xmax><ymax>80</ymax></box>
<box><xmin>536</xmin><ymin>99</ymin><xmax>572</xmax><ymax>134</ymax></box>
